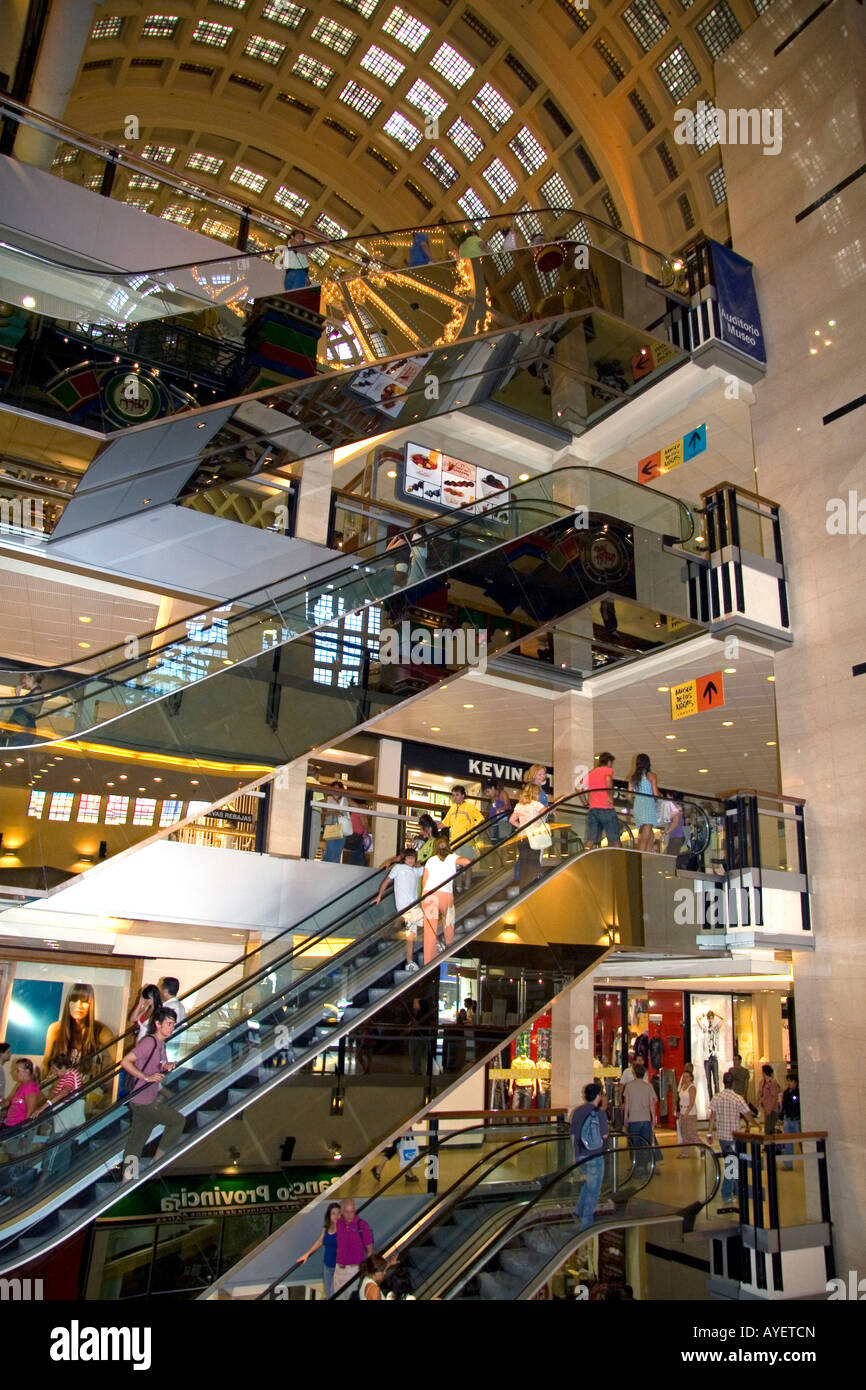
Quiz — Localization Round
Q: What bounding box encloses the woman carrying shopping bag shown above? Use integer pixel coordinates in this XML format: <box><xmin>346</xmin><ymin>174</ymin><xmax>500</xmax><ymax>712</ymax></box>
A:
<box><xmin>509</xmin><ymin>782</ymin><xmax>551</xmax><ymax>889</ymax></box>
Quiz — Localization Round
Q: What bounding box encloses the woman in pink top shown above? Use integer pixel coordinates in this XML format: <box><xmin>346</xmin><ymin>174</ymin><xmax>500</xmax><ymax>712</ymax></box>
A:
<box><xmin>420</xmin><ymin>837</ymin><xmax>472</xmax><ymax>964</ymax></box>
<box><xmin>0</xmin><ymin>1058</ymin><xmax>41</xmax><ymax>1153</ymax></box>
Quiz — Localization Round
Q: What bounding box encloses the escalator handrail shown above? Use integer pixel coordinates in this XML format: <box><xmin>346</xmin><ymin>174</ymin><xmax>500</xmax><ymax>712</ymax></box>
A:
<box><xmin>0</xmin><ymin>785</ymin><xmax>718</xmax><ymax>1152</ymax></box>
<box><xmin>331</xmin><ymin>1132</ymin><xmax>644</xmax><ymax>1302</ymax></box>
<box><xmin>0</xmin><ymin>464</ymin><xmax>695</xmax><ymax>696</ymax></box>
<box><xmin>438</xmin><ymin>1139</ymin><xmax>723</xmax><ymax>1300</ymax></box>
<box><xmin>0</xmin><ymin>799</ymin><xmax>564</xmax><ymax>1161</ymax></box>
<box><xmin>0</xmin><ymin>798</ymin><xmax>519</xmax><ymax>1146</ymax></box>
<box><xmin>255</xmin><ymin>1122</ymin><xmax>568</xmax><ymax>1298</ymax></box>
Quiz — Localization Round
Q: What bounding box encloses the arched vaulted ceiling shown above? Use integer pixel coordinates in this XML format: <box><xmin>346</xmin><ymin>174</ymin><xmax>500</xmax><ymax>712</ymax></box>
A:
<box><xmin>60</xmin><ymin>0</ymin><xmax>755</xmax><ymax>257</ymax></box>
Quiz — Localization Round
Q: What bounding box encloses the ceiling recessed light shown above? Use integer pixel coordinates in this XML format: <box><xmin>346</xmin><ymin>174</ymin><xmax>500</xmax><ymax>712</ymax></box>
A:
<box><xmin>72</xmin><ymin>777</ymin><xmax>80</xmax><ymax>783</ymax></box>
<box><xmin>813</xmin><ymin>329</ymin><xmax>821</xmax><ymax>336</ymax></box>
<box><xmin>106</xmin><ymin>782</ymin><xmax>114</xmax><ymax>787</ymax></box>
<box><xmin>528</xmin><ymin>727</ymin><xmax>539</xmax><ymax>733</ymax></box>
<box><xmin>665</xmin><ymin>734</ymin><xmax>676</xmax><ymax>740</ymax></box>
<box><xmin>463</xmin><ymin>703</ymin><xmax>474</xmax><ymax>708</ymax></box>
<box><xmin>722</xmin><ymin>720</ymin><xmax>733</xmax><ymax>726</ymax></box>
<box><xmin>767</xmin><ymin>675</ymin><xmax>775</xmax><ymax>682</ymax></box>
<box><xmin>698</xmin><ymin>768</ymin><xmax>709</xmax><ymax>773</ymax></box>
<box><xmin>190</xmin><ymin>779</ymin><xmax>199</xmax><ymax>785</ymax></box>
<box><xmin>809</xmin><ymin>348</ymin><xmax>818</xmax><ymax>355</ymax></box>
<box><xmin>138</xmin><ymin>786</ymin><xmax>146</xmax><ymax>792</ymax></box>
<box><xmin>766</xmin><ymin>741</ymin><xmax>776</xmax><ymax>746</ymax></box>
<box><xmin>518</xmin><ymin>472</ymin><xmax>530</xmax><ymax>481</ymax></box>
<box><xmin>828</xmin><ymin>319</ymin><xmax>836</xmax><ymax>327</ymax></box>
<box><xmin>386</xmin><ymin>469</ymin><xmax>397</xmax><ymax>478</ymax></box>
<box><xmin>153</xmin><ymin>777</ymin><xmax>162</xmax><ymax>783</ymax></box>
<box><xmin>430</xmin><ymin>727</ymin><xmax>441</xmax><ymax>733</ymax></box>
<box><xmin>723</xmin><ymin>667</ymin><xmax>736</xmax><ymax>673</ymax></box>
<box><xmin>657</xmin><ymin>686</ymin><xmax>670</xmax><ymax>692</ymax></box>
<box><xmin>22</xmin><ymin>295</ymin><xmax>36</xmax><ymax>309</ymax></box>
<box><xmin>676</xmin><ymin>747</ymin><xmax>687</xmax><ymax>753</ymax></box>
<box><xmin>78</xmin><ymin>616</ymin><xmax>92</xmax><ymax>624</ymax></box>
<box><xmin>119</xmin><ymin>774</ymin><xmax>127</xmax><ymax>780</ymax></box>
<box><xmin>78</xmin><ymin>642</ymin><xmax>91</xmax><ymax>649</ymax></box>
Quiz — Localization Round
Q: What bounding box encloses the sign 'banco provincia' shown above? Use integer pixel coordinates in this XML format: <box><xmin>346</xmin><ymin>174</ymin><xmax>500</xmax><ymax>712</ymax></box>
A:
<box><xmin>106</xmin><ymin>1169</ymin><xmax>348</xmax><ymax>1221</ymax></box>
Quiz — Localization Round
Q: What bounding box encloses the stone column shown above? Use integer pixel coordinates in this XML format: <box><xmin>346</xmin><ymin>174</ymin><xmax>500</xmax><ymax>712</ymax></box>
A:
<box><xmin>551</xmin><ymin>688</ymin><xmax>595</xmax><ymax>803</ymax></box>
<box><xmin>550</xmin><ymin>973</ymin><xmax>595</xmax><ymax>1114</ymax></box>
<box><xmin>373</xmin><ymin>737</ymin><xmax>402</xmax><ymax>865</ymax></box>
<box><xmin>293</xmin><ymin>449</ymin><xmax>335</xmax><ymax>547</ymax></box>
<box><xmin>14</xmin><ymin>1</ymin><xmax>100</xmax><ymax>169</ymax></box>
<box><xmin>266</xmin><ymin>761</ymin><xmax>308</xmax><ymax>859</ymax></box>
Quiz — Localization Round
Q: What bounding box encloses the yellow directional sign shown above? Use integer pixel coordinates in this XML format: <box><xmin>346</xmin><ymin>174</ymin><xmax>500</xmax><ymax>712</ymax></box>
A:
<box><xmin>671</xmin><ymin>680</ymin><xmax>699</xmax><ymax>720</ymax></box>
<box><xmin>660</xmin><ymin>438</ymin><xmax>684</xmax><ymax>472</ymax></box>
<box><xmin>670</xmin><ymin>671</ymin><xmax>725</xmax><ymax>720</ymax></box>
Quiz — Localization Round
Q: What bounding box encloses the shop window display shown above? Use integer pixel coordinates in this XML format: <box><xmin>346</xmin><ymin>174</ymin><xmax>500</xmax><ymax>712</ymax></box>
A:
<box><xmin>689</xmin><ymin>994</ymin><xmax>733</xmax><ymax>1119</ymax></box>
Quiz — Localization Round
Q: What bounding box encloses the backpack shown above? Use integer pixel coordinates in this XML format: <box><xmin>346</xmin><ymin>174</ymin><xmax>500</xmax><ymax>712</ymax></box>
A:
<box><xmin>580</xmin><ymin>1107</ymin><xmax>603</xmax><ymax>1154</ymax></box>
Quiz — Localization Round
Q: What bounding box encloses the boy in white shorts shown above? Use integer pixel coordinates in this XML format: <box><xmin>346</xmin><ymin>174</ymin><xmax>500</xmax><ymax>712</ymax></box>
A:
<box><xmin>376</xmin><ymin>847</ymin><xmax>424</xmax><ymax>971</ymax></box>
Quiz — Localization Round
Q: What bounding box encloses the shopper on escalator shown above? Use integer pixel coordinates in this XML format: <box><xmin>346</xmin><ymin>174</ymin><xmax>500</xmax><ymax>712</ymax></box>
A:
<box><xmin>509</xmin><ymin>782</ymin><xmax>551</xmax><ymax>888</ymax></box>
<box><xmin>570</xmin><ymin>1082</ymin><xmax>610</xmax><ymax>1230</ymax></box>
<box><xmin>332</xmin><ymin>1199</ymin><xmax>374</xmax><ymax>1296</ymax></box>
<box><xmin>580</xmin><ymin>752</ymin><xmax>620</xmax><ymax>850</ymax></box>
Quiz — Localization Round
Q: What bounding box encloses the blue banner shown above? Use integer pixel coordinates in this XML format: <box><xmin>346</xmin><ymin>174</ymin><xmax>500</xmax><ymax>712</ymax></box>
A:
<box><xmin>710</xmin><ymin>241</ymin><xmax>766</xmax><ymax>365</ymax></box>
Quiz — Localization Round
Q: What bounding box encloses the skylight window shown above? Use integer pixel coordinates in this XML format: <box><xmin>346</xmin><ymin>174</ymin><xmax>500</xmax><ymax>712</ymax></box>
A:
<box><xmin>539</xmin><ymin>172</ymin><xmax>572</xmax><ymax>209</ymax></box>
<box><xmin>482</xmin><ymin>158</ymin><xmax>517</xmax><ymax>202</ymax></box>
<box><xmin>509</xmin><ymin>126</ymin><xmax>547</xmax><ymax>174</ymax></box>
<box><xmin>472</xmin><ymin>82</ymin><xmax>513</xmax><ymax>130</ymax></box>
<box><xmin>422</xmin><ymin>148</ymin><xmax>458</xmax><ymax>187</ymax></box>
<box><xmin>381</xmin><ymin>6</ymin><xmax>430</xmax><ymax>51</ymax></box>
<box><xmin>315</xmin><ymin>212</ymin><xmax>348</xmax><ymax>238</ymax></box>
<box><xmin>656</xmin><ymin>45</ymin><xmax>700</xmax><ymax>102</ymax></box>
<box><xmin>292</xmin><ymin>53</ymin><xmax>335</xmax><ymax>88</ymax></box>
<box><xmin>187</xmin><ymin>152</ymin><xmax>224</xmax><ymax>175</ymax></box>
<box><xmin>243</xmin><ymin>34</ymin><xmax>286</xmax><ymax>64</ymax></box>
<box><xmin>383</xmin><ymin>111</ymin><xmax>422</xmax><ymax>149</ymax></box>
<box><xmin>339</xmin><ymin>80</ymin><xmax>382</xmax><ymax>117</ymax></box>
<box><xmin>274</xmin><ymin>186</ymin><xmax>310</xmax><ymax>214</ymax></box>
<box><xmin>141</xmin><ymin>15</ymin><xmax>179</xmax><ymax>39</ymax></box>
<box><xmin>311</xmin><ymin>16</ymin><xmax>357</xmax><ymax>55</ymax></box>
<box><xmin>405</xmin><ymin>78</ymin><xmax>447</xmax><ymax>120</ymax></box>
<box><xmin>262</xmin><ymin>1</ymin><xmax>305</xmax><ymax>25</ymax></box>
<box><xmin>192</xmin><ymin>20</ymin><xmax>233</xmax><ymax>47</ymax></box>
<box><xmin>457</xmin><ymin>187</ymin><xmax>490</xmax><ymax>223</ymax></box>
<box><xmin>447</xmin><ymin>116</ymin><xmax>483</xmax><ymax>160</ymax></box>
<box><xmin>360</xmin><ymin>44</ymin><xmax>405</xmax><ymax>86</ymax></box>
<box><xmin>141</xmin><ymin>144</ymin><xmax>176</xmax><ymax>163</ymax></box>
<box><xmin>229</xmin><ymin>165</ymin><xmax>268</xmax><ymax>193</ymax></box>
<box><xmin>429</xmin><ymin>42</ymin><xmax>474</xmax><ymax>89</ymax></box>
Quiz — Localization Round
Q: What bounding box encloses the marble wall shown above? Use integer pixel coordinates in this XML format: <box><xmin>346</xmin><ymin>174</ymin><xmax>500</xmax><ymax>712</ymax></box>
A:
<box><xmin>717</xmin><ymin>0</ymin><xmax>866</xmax><ymax>1273</ymax></box>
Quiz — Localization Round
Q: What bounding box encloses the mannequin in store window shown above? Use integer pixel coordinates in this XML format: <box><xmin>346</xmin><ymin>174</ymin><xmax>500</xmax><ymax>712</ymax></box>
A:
<box><xmin>696</xmin><ymin>1010</ymin><xmax>722</xmax><ymax>1099</ymax></box>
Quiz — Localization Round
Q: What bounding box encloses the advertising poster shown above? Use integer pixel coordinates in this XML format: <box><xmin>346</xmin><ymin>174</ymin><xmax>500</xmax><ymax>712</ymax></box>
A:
<box><xmin>690</xmin><ymin>993</ymin><xmax>733</xmax><ymax>1120</ymax></box>
<box><xmin>347</xmin><ymin>352</ymin><xmax>432</xmax><ymax>419</ymax></box>
<box><xmin>399</xmin><ymin>441</ymin><xmax>509</xmax><ymax>518</ymax></box>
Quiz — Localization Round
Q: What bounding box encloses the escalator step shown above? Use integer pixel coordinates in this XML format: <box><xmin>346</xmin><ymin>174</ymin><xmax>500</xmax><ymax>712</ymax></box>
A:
<box><xmin>479</xmin><ymin>1271</ymin><xmax>524</xmax><ymax>1300</ymax></box>
<box><xmin>500</xmin><ymin>1247</ymin><xmax>547</xmax><ymax>1279</ymax></box>
<box><xmin>506</xmin><ymin>886</ymin><xmax>520</xmax><ymax>899</ymax></box>
<box><xmin>484</xmin><ymin>900</ymin><xmax>505</xmax><ymax>916</ymax></box>
<box><xmin>368</xmin><ymin>988</ymin><xmax>389</xmax><ymax>1000</ymax></box>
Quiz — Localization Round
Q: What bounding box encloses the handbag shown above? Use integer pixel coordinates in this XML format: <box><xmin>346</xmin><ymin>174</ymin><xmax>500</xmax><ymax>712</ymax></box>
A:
<box><xmin>524</xmin><ymin>820</ymin><xmax>552</xmax><ymax>850</ymax></box>
<box><xmin>323</xmin><ymin>824</ymin><xmax>343</xmax><ymax>841</ymax></box>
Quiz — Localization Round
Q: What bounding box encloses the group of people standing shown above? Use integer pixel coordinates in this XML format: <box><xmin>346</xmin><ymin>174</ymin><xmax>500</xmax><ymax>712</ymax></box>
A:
<box><xmin>376</xmin><ymin>765</ymin><xmax>552</xmax><ymax>967</ymax></box>
<box><xmin>580</xmin><ymin>752</ymin><xmax>687</xmax><ymax>856</ymax></box>
<box><xmin>298</xmin><ymin>1197</ymin><xmax>414</xmax><ymax>1300</ymax></box>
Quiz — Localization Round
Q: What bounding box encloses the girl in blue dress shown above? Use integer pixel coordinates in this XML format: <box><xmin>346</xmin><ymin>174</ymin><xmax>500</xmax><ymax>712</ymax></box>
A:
<box><xmin>298</xmin><ymin>1201</ymin><xmax>341</xmax><ymax>1299</ymax></box>
<box><xmin>630</xmin><ymin>753</ymin><xmax>660</xmax><ymax>852</ymax></box>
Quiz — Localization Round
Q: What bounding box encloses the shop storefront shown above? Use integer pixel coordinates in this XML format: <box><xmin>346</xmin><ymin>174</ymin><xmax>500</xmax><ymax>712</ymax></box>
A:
<box><xmin>593</xmin><ymin>985</ymin><xmax>794</xmax><ymax>1124</ymax></box>
<box><xmin>400</xmin><ymin>738</ymin><xmax>553</xmax><ymax>840</ymax></box>
<box><xmin>83</xmin><ymin>1167</ymin><xmax>350</xmax><ymax>1300</ymax></box>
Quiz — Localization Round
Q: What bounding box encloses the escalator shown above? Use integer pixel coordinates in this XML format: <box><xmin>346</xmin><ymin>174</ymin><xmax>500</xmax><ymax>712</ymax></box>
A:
<box><xmin>253</xmin><ymin>1129</ymin><xmax>719</xmax><ymax>1302</ymax></box>
<box><xmin>0</xmin><ymin>466</ymin><xmax>702</xmax><ymax>885</ymax></box>
<box><xmin>1</xmin><ymin>188</ymin><xmax>686</xmax><ymax>536</ymax></box>
<box><xmin>0</xmin><ymin>793</ymin><xmax>711</xmax><ymax>1274</ymax></box>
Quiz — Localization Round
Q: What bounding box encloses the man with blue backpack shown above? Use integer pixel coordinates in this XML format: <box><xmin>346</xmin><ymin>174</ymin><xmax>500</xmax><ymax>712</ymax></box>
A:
<box><xmin>570</xmin><ymin>1082</ymin><xmax>610</xmax><ymax>1230</ymax></box>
